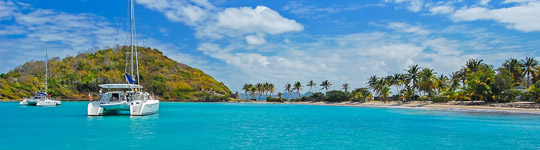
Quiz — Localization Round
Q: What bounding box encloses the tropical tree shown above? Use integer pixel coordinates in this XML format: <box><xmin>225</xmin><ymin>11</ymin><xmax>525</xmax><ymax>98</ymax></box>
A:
<box><xmin>242</xmin><ymin>83</ymin><xmax>251</xmax><ymax>100</ymax></box>
<box><xmin>307</xmin><ymin>80</ymin><xmax>316</xmax><ymax>93</ymax></box>
<box><xmin>436</xmin><ymin>74</ymin><xmax>448</xmax><ymax>96</ymax></box>
<box><xmin>465</xmin><ymin>62</ymin><xmax>495</xmax><ymax>102</ymax></box>
<box><xmin>393</xmin><ymin>73</ymin><xmax>405</xmax><ymax>100</ymax></box>
<box><xmin>293</xmin><ymin>81</ymin><xmax>303</xmax><ymax>98</ymax></box>
<box><xmin>350</xmin><ymin>88</ymin><xmax>372</xmax><ymax>102</ymax></box>
<box><xmin>268</xmin><ymin>83</ymin><xmax>275</xmax><ymax>98</ymax></box>
<box><xmin>284</xmin><ymin>83</ymin><xmax>292</xmax><ymax>100</ymax></box>
<box><xmin>380</xmin><ymin>86</ymin><xmax>391</xmax><ymax>103</ymax></box>
<box><xmin>502</xmin><ymin>58</ymin><xmax>523</xmax><ymax>85</ymax></box>
<box><xmin>255</xmin><ymin>83</ymin><xmax>263</xmax><ymax>100</ymax></box>
<box><xmin>342</xmin><ymin>83</ymin><xmax>350</xmax><ymax>94</ymax></box>
<box><xmin>491</xmin><ymin>69</ymin><xmax>517</xmax><ymax>103</ymax></box>
<box><xmin>263</xmin><ymin>82</ymin><xmax>270</xmax><ymax>98</ymax></box>
<box><xmin>522</xmin><ymin>57</ymin><xmax>538</xmax><ymax>87</ymax></box>
<box><xmin>417</xmin><ymin>68</ymin><xmax>437</xmax><ymax>100</ymax></box>
<box><xmin>277</xmin><ymin>92</ymin><xmax>283</xmax><ymax>102</ymax></box>
<box><xmin>406</xmin><ymin>64</ymin><xmax>421</xmax><ymax>100</ymax></box>
<box><xmin>249</xmin><ymin>86</ymin><xmax>257</xmax><ymax>100</ymax></box>
<box><xmin>367</xmin><ymin>75</ymin><xmax>378</xmax><ymax>92</ymax></box>
<box><xmin>320</xmin><ymin>80</ymin><xmax>332</xmax><ymax>94</ymax></box>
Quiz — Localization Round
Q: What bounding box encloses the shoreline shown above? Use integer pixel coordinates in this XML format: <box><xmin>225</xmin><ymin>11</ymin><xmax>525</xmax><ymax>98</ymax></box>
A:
<box><xmin>4</xmin><ymin>99</ymin><xmax>540</xmax><ymax>115</ymax></box>
<box><xmin>302</xmin><ymin>101</ymin><xmax>540</xmax><ymax>115</ymax></box>
<box><xmin>238</xmin><ymin>101</ymin><xmax>540</xmax><ymax>115</ymax></box>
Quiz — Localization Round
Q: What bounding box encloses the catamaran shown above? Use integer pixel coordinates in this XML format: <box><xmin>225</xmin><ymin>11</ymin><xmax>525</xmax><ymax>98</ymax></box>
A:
<box><xmin>20</xmin><ymin>92</ymin><xmax>47</xmax><ymax>105</ymax></box>
<box><xmin>88</xmin><ymin>0</ymin><xmax>159</xmax><ymax>116</ymax></box>
<box><xmin>20</xmin><ymin>44</ymin><xmax>61</xmax><ymax>106</ymax></box>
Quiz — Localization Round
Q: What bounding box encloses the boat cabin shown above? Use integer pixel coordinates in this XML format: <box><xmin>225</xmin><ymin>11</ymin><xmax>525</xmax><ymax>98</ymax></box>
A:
<box><xmin>98</xmin><ymin>84</ymin><xmax>153</xmax><ymax>102</ymax></box>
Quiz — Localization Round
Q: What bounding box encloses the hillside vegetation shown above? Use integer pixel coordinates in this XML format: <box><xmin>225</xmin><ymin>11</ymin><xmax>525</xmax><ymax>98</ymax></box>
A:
<box><xmin>0</xmin><ymin>46</ymin><xmax>231</xmax><ymax>100</ymax></box>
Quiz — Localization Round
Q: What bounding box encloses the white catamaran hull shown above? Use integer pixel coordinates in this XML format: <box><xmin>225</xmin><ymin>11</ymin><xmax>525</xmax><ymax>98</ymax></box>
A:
<box><xmin>88</xmin><ymin>100</ymin><xmax>159</xmax><ymax>116</ymax></box>
<box><xmin>129</xmin><ymin>100</ymin><xmax>159</xmax><ymax>116</ymax></box>
<box><xmin>36</xmin><ymin>100</ymin><xmax>61</xmax><ymax>106</ymax></box>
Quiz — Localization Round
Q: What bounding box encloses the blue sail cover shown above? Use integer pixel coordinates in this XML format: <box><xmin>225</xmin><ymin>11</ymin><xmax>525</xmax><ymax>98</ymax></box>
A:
<box><xmin>124</xmin><ymin>73</ymin><xmax>135</xmax><ymax>84</ymax></box>
<box><xmin>36</xmin><ymin>92</ymin><xmax>47</xmax><ymax>96</ymax></box>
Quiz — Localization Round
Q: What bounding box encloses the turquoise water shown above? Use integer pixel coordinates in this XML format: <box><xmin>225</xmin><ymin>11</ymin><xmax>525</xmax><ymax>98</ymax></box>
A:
<box><xmin>1</xmin><ymin>102</ymin><xmax>540</xmax><ymax>149</ymax></box>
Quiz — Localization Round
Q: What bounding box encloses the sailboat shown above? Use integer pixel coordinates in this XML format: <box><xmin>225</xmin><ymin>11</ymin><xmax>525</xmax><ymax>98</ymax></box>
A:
<box><xmin>87</xmin><ymin>0</ymin><xmax>159</xmax><ymax>116</ymax></box>
<box><xmin>20</xmin><ymin>44</ymin><xmax>61</xmax><ymax>106</ymax></box>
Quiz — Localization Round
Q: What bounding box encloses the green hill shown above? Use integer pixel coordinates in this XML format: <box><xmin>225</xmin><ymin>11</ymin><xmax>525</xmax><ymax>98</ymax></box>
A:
<box><xmin>0</xmin><ymin>46</ymin><xmax>231</xmax><ymax>100</ymax></box>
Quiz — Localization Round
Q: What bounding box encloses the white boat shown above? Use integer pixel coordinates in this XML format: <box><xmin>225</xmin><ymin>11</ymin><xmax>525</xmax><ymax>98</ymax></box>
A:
<box><xmin>20</xmin><ymin>92</ymin><xmax>47</xmax><ymax>106</ymax></box>
<box><xmin>36</xmin><ymin>99</ymin><xmax>61</xmax><ymax>106</ymax></box>
<box><xmin>20</xmin><ymin>44</ymin><xmax>61</xmax><ymax>106</ymax></box>
<box><xmin>88</xmin><ymin>84</ymin><xmax>159</xmax><ymax>116</ymax></box>
<box><xmin>88</xmin><ymin>0</ymin><xmax>159</xmax><ymax>116</ymax></box>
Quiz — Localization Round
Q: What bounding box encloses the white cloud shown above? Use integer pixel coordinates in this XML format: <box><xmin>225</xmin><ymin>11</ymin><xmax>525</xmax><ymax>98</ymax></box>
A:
<box><xmin>0</xmin><ymin>0</ymin><xmax>200</xmax><ymax>73</ymax></box>
<box><xmin>138</xmin><ymin>2</ymin><xmax>304</xmax><ymax>46</ymax></box>
<box><xmin>245</xmin><ymin>34</ymin><xmax>267</xmax><ymax>45</ymax></box>
<box><xmin>209</xmin><ymin>6</ymin><xmax>303</xmax><ymax>37</ymax></box>
<box><xmin>429</xmin><ymin>5</ymin><xmax>454</xmax><ymax>15</ymax></box>
<box><xmin>135</xmin><ymin>0</ymin><xmax>215</xmax><ymax>26</ymax></box>
<box><xmin>451</xmin><ymin>2</ymin><xmax>540</xmax><ymax>32</ymax></box>
<box><xmin>386</xmin><ymin>22</ymin><xmax>431</xmax><ymax>35</ymax></box>
<box><xmin>0</xmin><ymin>0</ymin><xmax>17</xmax><ymax>20</ymax></box>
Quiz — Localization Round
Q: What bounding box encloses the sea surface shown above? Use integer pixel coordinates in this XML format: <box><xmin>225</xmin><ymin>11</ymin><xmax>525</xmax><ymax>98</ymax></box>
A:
<box><xmin>1</xmin><ymin>102</ymin><xmax>540</xmax><ymax>149</ymax></box>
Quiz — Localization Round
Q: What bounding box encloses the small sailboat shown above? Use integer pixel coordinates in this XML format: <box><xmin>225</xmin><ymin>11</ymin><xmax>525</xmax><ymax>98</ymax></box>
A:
<box><xmin>88</xmin><ymin>0</ymin><xmax>159</xmax><ymax>116</ymax></box>
<box><xmin>20</xmin><ymin>44</ymin><xmax>61</xmax><ymax>106</ymax></box>
<box><xmin>20</xmin><ymin>92</ymin><xmax>47</xmax><ymax>106</ymax></box>
<box><xmin>36</xmin><ymin>44</ymin><xmax>61</xmax><ymax>106</ymax></box>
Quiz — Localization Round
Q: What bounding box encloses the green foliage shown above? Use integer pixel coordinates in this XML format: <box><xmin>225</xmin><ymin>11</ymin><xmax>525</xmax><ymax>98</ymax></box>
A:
<box><xmin>490</xmin><ymin>69</ymin><xmax>518</xmax><ymax>103</ymax></box>
<box><xmin>0</xmin><ymin>47</ymin><xmax>231</xmax><ymax>100</ymax></box>
<box><xmin>527</xmin><ymin>81</ymin><xmax>540</xmax><ymax>103</ymax></box>
<box><xmin>325</xmin><ymin>90</ymin><xmax>349</xmax><ymax>102</ymax></box>
<box><xmin>350</xmin><ymin>88</ymin><xmax>372</xmax><ymax>102</ymax></box>
<box><xmin>266</xmin><ymin>96</ymin><xmax>282</xmax><ymax>102</ymax></box>
<box><xmin>305</xmin><ymin>92</ymin><xmax>325</xmax><ymax>102</ymax></box>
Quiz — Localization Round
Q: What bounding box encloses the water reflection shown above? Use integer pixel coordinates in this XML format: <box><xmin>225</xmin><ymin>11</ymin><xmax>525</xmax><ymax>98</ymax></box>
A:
<box><xmin>128</xmin><ymin>114</ymin><xmax>159</xmax><ymax>147</ymax></box>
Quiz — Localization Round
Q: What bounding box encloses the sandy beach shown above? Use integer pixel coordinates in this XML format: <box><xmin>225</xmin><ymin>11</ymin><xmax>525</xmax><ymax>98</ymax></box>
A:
<box><xmin>240</xmin><ymin>101</ymin><xmax>540</xmax><ymax>115</ymax></box>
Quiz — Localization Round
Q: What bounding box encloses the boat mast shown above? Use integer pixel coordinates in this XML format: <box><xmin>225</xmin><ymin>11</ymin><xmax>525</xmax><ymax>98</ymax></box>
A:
<box><xmin>133</xmin><ymin>0</ymin><xmax>140</xmax><ymax>85</ymax></box>
<box><xmin>129</xmin><ymin>0</ymin><xmax>134</xmax><ymax>83</ymax></box>
<box><xmin>45</xmin><ymin>43</ymin><xmax>48</xmax><ymax>94</ymax></box>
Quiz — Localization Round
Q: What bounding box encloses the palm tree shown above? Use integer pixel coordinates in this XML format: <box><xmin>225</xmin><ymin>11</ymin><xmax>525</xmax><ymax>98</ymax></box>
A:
<box><xmin>380</xmin><ymin>86</ymin><xmax>391</xmax><ymax>103</ymax></box>
<box><xmin>465</xmin><ymin>58</ymin><xmax>483</xmax><ymax>73</ymax></box>
<box><xmin>249</xmin><ymin>86</ymin><xmax>257</xmax><ymax>100</ymax></box>
<box><xmin>320</xmin><ymin>80</ymin><xmax>332</xmax><ymax>94</ymax></box>
<box><xmin>293</xmin><ymin>81</ymin><xmax>303</xmax><ymax>98</ymax></box>
<box><xmin>449</xmin><ymin>71</ymin><xmax>461</xmax><ymax>89</ymax></box>
<box><xmin>268</xmin><ymin>83</ymin><xmax>275</xmax><ymax>98</ymax></box>
<box><xmin>342</xmin><ymin>83</ymin><xmax>350</xmax><ymax>94</ymax></box>
<box><xmin>367</xmin><ymin>75</ymin><xmax>379</xmax><ymax>93</ymax></box>
<box><xmin>503</xmin><ymin>58</ymin><xmax>523</xmax><ymax>85</ymax></box>
<box><xmin>277</xmin><ymin>92</ymin><xmax>283</xmax><ymax>102</ymax></box>
<box><xmin>263</xmin><ymin>82</ymin><xmax>270</xmax><ymax>98</ymax></box>
<box><xmin>307</xmin><ymin>80</ymin><xmax>316</xmax><ymax>93</ymax></box>
<box><xmin>522</xmin><ymin>57</ymin><xmax>539</xmax><ymax>87</ymax></box>
<box><xmin>393</xmin><ymin>73</ymin><xmax>406</xmax><ymax>101</ymax></box>
<box><xmin>406</xmin><ymin>64</ymin><xmax>421</xmax><ymax>100</ymax></box>
<box><xmin>255</xmin><ymin>83</ymin><xmax>263</xmax><ymax>100</ymax></box>
<box><xmin>436</xmin><ymin>74</ymin><xmax>448</xmax><ymax>96</ymax></box>
<box><xmin>242</xmin><ymin>83</ymin><xmax>252</xmax><ymax>100</ymax></box>
<box><xmin>284</xmin><ymin>83</ymin><xmax>292</xmax><ymax>100</ymax></box>
<box><xmin>419</xmin><ymin>68</ymin><xmax>436</xmax><ymax>99</ymax></box>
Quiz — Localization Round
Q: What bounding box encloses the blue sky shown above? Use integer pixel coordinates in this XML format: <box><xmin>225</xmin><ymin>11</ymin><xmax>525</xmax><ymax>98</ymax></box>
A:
<box><xmin>0</xmin><ymin>0</ymin><xmax>539</xmax><ymax>93</ymax></box>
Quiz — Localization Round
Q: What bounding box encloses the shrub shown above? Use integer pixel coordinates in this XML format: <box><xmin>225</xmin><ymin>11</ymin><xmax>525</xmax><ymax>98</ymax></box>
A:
<box><xmin>325</xmin><ymin>90</ymin><xmax>349</xmax><ymax>102</ymax></box>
